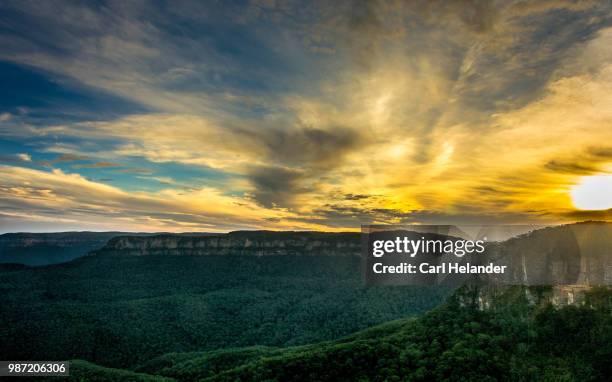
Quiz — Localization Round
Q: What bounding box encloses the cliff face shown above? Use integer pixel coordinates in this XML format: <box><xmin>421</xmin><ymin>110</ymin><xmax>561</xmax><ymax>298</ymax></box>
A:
<box><xmin>94</xmin><ymin>231</ymin><xmax>362</xmax><ymax>257</ymax></box>
<box><xmin>94</xmin><ymin>223</ymin><xmax>612</xmax><ymax>270</ymax></box>
<box><xmin>452</xmin><ymin>222</ymin><xmax>612</xmax><ymax>308</ymax></box>
<box><xmin>484</xmin><ymin>222</ymin><xmax>612</xmax><ymax>286</ymax></box>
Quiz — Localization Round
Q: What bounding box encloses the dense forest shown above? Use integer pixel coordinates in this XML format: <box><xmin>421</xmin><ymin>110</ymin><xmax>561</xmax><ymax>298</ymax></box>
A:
<box><xmin>30</xmin><ymin>285</ymin><xmax>612</xmax><ymax>382</ymax></box>
<box><xmin>190</xmin><ymin>286</ymin><xmax>612</xmax><ymax>382</ymax></box>
<box><xmin>0</xmin><ymin>254</ymin><xmax>449</xmax><ymax>368</ymax></box>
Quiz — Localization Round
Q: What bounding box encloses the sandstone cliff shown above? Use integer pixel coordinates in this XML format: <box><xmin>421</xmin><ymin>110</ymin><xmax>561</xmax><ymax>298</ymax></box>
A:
<box><xmin>93</xmin><ymin>231</ymin><xmax>362</xmax><ymax>257</ymax></box>
<box><xmin>484</xmin><ymin>221</ymin><xmax>612</xmax><ymax>286</ymax></box>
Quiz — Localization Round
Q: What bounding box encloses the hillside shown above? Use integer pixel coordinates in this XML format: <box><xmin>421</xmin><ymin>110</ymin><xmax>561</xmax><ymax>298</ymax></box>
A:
<box><xmin>37</xmin><ymin>360</ymin><xmax>174</xmax><ymax>382</ymax></box>
<box><xmin>36</xmin><ymin>285</ymin><xmax>612</xmax><ymax>382</ymax></box>
<box><xmin>194</xmin><ymin>286</ymin><xmax>612</xmax><ymax>382</ymax></box>
<box><xmin>132</xmin><ymin>285</ymin><xmax>612</xmax><ymax>382</ymax></box>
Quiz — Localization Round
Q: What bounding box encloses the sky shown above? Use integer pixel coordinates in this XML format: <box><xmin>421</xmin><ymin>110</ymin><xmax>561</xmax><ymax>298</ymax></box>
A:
<box><xmin>0</xmin><ymin>0</ymin><xmax>611</xmax><ymax>233</ymax></box>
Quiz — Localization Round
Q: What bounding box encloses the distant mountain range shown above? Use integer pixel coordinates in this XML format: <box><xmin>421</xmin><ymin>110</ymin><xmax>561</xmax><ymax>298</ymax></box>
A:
<box><xmin>0</xmin><ymin>231</ymin><xmax>216</xmax><ymax>265</ymax></box>
<box><xmin>94</xmin><ymin>222</ymin><xmax>612</xmax><ymax>287</ymax></box>
<box><xmin>3</xmin><ymin>223</ymin><xmax>611</xmax><ymax>277</ymax></box>
<box><xmin>0</xmin><ymin>232</ymin><xmax>130</xmax><ymax>266</ymax></box>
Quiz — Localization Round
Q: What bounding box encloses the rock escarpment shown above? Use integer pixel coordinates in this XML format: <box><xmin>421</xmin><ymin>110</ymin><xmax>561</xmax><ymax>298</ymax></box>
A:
<box><xmin>93</xmin><ymin>223</ymin><xmax>612</xmax><ymax>286</ymax></box>
<box><xmin>485</xmin><ymin>222</ymin><xmax>612</xmax><ymax>286</ymax></box>
<box><xmin>93</xmin><ymin>231</ymin><xmax>362</xmax><ymax>257</ymax></box>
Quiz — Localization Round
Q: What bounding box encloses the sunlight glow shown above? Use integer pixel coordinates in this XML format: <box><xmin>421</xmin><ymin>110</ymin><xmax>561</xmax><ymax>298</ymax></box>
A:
<box><xmin>571</xmin><ymin>174</ymin><xmax>612</xmax><ymax>210</ymax></box>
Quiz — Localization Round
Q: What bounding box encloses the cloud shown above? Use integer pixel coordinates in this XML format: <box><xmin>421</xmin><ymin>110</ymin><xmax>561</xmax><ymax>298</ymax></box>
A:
<box><xmin>562</xmin><ymin>208</ymin><xmax>612</xmax><ymax>221</ymax></box>
<box><xmin>590</xmin><ymin>146</ymin><xmax>612</xmax><ymax>159</ymax></box>
<box><xmin>71</xmin><ymin>161</ymin><xmax>121</xmax><ymax>169</ymax></box>
<box><xmin>0</xmin><ymin>164</ymin><xmax>331</xmax><ymax>232</ymax></box>
<box><xmin>545</xmin><ymin>147</ymin><xmax>612</xmax><ymax>175</ymax></box>
<box><xmin>507</xmin><ymin>0</ymin><xmax>602</xmax><ymax>17</ymax></box>
<box><xmin>0</xmin><ymin>155</ymin><xmax>27</xmax><ymax>164</ymax></box>
<box><xmin>246</xmin><ymin>165</ymin><xmax>305</xmax><ymax>208</ymax></box>
<box><xmin>546</xmin><ymin>160</ymin><xmax>600</xmax><ymax>175</ymax></box>
<box><xmin>0</xmin><ymin>1</ymin><xmax>611</xmax><ymax>231</ymax></box>
<box><xmin>146</xmin><ymin>176</ymin><xmax>175</xmax><ymax>185</ymax></box>
<box><xmin>54</xmin><ymin>153</ymin><xmax>91</xmax><ymax>162</ymax></box>
<box><xmin>16</xmin><ymin>112</ymin><xmax>367</xmax><ymax>207</ymax></box>
<box><xmin>261</xmin><ymin>125</ymin><xmax>364</xmax><ymax>167</ymax></box>
<box><xmin>344</xmin><ymin>193</ymin><xmax>372</xmax><ymax>201</ymax></box>
<box><xmin>16</xmin><ymin>153</ymin><xmax>31</xmax><ymax>162</ymax></box>
<box><xmin>117</xmin><ymin>168</ymin><xmax>154</xmax><ymax>174</ymax></box>
<box><xmin>0</xmin><ymin>153</ymin><xmax>33</xmax><ymax>164</ymax></box>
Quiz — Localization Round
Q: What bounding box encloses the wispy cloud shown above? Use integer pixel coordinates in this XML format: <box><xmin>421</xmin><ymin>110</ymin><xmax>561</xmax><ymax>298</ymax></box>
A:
<box><xmin>0</xmin><ymin>165</ymin><xmax>317</xmax><ymax>232</ymax></box>
<box><xmin>71</xmin><ymin>161</ymin><xmax>121</xmax><ymax>169</ymax></box>
<box><xmin>16</xmin><ymin>153</ymin><xmax>31</xmax><ymax>162</ymax></box>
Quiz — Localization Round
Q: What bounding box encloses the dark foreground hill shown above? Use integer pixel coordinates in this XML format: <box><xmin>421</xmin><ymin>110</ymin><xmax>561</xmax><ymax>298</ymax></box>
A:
<box><xmin>0</xmin><ymin>254</ymin><xmax>450</xmax><ymax>368</ymax></box>
<box><xmin>192</xmin><ymin>285</ymin><xmax>612</xmax><ymax>382</ymax></box>
<box><xmin>141</xmin><ymin>287</ymin><xmax>612</xmax><ymax>382</ymax></box>
<box><xmin>35</xmin><ymin>285</ymin><xmax>612</xmax><ymax>382</ymax></box>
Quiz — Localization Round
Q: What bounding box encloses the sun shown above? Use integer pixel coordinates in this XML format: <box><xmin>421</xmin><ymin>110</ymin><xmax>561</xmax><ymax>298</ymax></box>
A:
<box><xmin>570</xmin><ymin>175</ymin><xmax>612</xmax><ymax>210</ymax></box>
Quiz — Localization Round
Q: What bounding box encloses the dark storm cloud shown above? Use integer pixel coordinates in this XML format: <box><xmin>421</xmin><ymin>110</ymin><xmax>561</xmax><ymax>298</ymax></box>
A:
<box><xmin>237</xmin><ymin>124</ymin><xmax>365</xmax><ymax>207</ymax></box>
<box><xmin>259</xmin><ymin>125</ymin><xmax>364</xmax><ymax>167</ymax></box>
<box><xmin>246</xmin><ymin>165</ymin><xmax>305</xmax><ymax>208</ymax></box>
